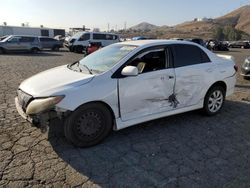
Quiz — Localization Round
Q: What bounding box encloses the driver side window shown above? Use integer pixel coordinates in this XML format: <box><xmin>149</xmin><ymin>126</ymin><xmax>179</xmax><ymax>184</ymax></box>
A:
<box><xmin>9</xmin><ymin>37</ymin><xmax>20</xmax><ymax>43</ymax></box>
<box><xmin>129</xmin><ymin>48</ymin><xmax>167</xmax><ymax>74</ymax></box>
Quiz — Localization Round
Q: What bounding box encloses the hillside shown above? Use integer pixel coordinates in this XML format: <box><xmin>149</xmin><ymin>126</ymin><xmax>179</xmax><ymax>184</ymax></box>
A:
<box><xmin>125</xmin><ymin>5</ymin><xmax>250</xmax><ymax>39</ymax></box>
<box><xmin>129</xmin><ymin>22</ymin><xmax>158</xmax><ymax>31</ymax></box>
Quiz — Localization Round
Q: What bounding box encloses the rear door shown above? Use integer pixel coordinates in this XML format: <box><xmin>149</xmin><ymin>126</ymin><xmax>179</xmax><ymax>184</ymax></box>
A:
<box><xmin>118</xmin><ymin>46</ymin><xmax>176</xmax><ymax>121</ymax></box>
<box><xmin>171</xmin><ymin>44</ymin><xmax>213</xmax><ymax>108</ymax></box>
<box><xmin>19</xmin><ymin>37</ymin><xmax>35</xmax><ymax>50</ymax></box>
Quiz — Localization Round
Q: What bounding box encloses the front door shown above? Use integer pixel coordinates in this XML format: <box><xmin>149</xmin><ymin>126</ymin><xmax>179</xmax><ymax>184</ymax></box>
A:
<box><xmin>118</xmin><ymin>47</ymin><xmax>176</xmax><ymax>121</ymax></box>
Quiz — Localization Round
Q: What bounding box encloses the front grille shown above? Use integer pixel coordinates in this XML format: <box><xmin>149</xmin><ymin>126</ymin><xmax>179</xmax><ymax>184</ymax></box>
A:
<box><xmin>17</xmin><ymin>89</ymin><xmax>33</xmax><ymax>112</ymax></box>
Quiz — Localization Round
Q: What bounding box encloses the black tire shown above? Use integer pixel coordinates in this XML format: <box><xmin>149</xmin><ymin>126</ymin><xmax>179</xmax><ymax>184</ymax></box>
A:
<box><xmin>31</xmin><ymin>47</ymin><xmax>39</xmax><ymax>53</ymax></box>
<box><xmin>203</xmin><ymin>86</ymin><xmax>225</xmax><ymax>116</ymax></box>
<box><xmin>52</xmin><ymin>46</ymin><xmax>60</xmax><ymax>51</ymax></box>
<box><xmin>0</xmin><ymin>48</ymin><xmax>5</xmax><ymax>54</ymax></box>
<box><xmin>75</xmin><ymin>46</ymin><xmax>83</xmax><ymax>53</ymax></box>
<box><xmin>243</xmin><ymin>75</ymin><xmax>250</xmax><ymax>80</ymax></box>
<box><xmin>64</xmin><ymin>103</ymin><xmax>113</xmax><ymax>147</ymax></box>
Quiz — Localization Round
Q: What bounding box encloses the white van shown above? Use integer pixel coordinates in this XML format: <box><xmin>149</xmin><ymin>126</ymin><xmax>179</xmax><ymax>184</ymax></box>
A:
<box><xmin>65</xmin><ymin>32</ymin><xmax>120</xmax><ymax>53</ymax></box>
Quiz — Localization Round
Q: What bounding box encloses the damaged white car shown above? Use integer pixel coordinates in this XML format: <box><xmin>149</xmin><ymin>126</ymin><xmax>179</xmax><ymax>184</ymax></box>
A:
<box><xmin>15</xmin><ymin>40</ymin><xmax>237</xmax><ymax>147</ymax></box>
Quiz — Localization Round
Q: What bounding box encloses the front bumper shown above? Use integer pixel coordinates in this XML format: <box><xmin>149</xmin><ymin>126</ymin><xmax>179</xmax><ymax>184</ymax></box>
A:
<box><xmin>15</xmin><ymin>97</ymin><xmax>60</xmax><ymax>130</ymax></box>
<box><xmin>15</xmin><ymin>97</ymin><xmax>34</xmax><ymax>123</ymax></box>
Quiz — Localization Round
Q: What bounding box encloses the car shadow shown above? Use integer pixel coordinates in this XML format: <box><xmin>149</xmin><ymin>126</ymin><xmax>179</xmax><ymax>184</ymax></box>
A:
<box><xmin>48</xmin><ymin>100</ymin><xmax>250</xmax><ymax>187</ymax></box>
<box><xmin>236</xmin><ymin>84</ymin><xmax>250</xmax><ymax>89</ymax></box>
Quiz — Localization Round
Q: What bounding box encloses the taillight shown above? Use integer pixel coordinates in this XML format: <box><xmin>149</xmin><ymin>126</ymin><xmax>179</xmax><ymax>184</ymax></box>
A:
<box><xmin>234</xmin><ymin>65</ymin><xmax>238</xmax><ymax>72</ymax></box>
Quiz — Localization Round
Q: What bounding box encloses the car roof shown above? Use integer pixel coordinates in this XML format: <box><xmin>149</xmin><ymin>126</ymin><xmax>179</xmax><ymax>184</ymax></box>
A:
<box><xmin>9</xmin><ymin>35</ymin><xmax>38</xmax><ymax>38</ymax></box>
<box><xmin>120</xmin><ymin>39</ymin><xmax>201</xmax><ymax>47</ymax></box>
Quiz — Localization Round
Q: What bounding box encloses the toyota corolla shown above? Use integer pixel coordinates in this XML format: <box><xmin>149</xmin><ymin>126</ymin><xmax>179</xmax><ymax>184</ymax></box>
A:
<box><xmin>15</xmin><ymin>40</ymin><xmax>237</xmax><ymax>147</ymax></box>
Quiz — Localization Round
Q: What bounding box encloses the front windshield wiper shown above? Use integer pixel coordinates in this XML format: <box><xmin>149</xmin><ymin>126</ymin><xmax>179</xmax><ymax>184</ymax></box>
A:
<box><xmin>68</xmin><ymin>61</ymin><xmax>94</xmax><ymax>74</ymax></box>
<box><xmin>79</xmin><ymin>64</ymin><xmax>93</xmax><ymax>75</ymax></box>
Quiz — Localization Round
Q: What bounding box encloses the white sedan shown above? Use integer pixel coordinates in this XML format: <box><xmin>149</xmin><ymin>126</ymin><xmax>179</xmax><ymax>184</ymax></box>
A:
<box><xmin>15</xmin><ymin>40</ymin><xmax>237</xmax><ymax>147</ymax></box>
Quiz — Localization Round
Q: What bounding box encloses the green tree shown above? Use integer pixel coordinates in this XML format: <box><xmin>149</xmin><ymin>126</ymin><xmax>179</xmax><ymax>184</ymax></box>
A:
<box><xmin>213</xmin><ymin>27</ymin><xmax>225</xmax><ymax>40</ymax></box>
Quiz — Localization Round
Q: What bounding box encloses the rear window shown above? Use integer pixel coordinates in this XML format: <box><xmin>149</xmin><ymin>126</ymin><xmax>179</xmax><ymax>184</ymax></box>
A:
<box><xmin>93</xmin><ymin>34</ymin><xmax>118</xmax><ymax>40</ymax></box>
<box><xmin>40</xmin><ymin>37</ymin><xmax>56</xmax><ymax>42</ymax></box>
<box><xmin>173</xmin><ymin>44</ymin><xmax>210</xmax><ymax>67</ymax></box>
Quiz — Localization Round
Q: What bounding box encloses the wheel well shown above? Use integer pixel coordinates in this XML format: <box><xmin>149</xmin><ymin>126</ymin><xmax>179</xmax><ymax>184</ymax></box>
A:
<box><xmin>76</xmin><ymin>101</ymin><xmax>115</xmax><ymax>120</ymax></box>
<box><xmin>207</xmin><ymin>81</ymin><xmax>227</xmax><ymax>94</ymax></box>
<box><xmin>31</xmin><ymin>47</ymin><xmax>40</xmax><ymax>50</ymax></box>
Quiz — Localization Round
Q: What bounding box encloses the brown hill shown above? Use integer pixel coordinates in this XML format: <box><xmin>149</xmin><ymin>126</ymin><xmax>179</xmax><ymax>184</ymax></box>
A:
<box><xmin>215</xmin><ymin>5</ymin><xmax>250</xmax><ymax>34</ymax></box>
<box><xmin>126</xmin><ymin>5</ymin><xmax>250</xmax><ymax>39</ymax></box>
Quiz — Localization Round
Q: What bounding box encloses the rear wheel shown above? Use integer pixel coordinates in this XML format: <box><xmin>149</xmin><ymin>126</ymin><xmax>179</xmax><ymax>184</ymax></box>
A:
<box><xmin>0</xmin><ymin>48</ymin><xmax>5</xmax><ymax>54</ymax></box>
<box><xmin>203</xmin><ymin>86</ymin><xmax>225</xmax><ymax>116</ymax></box>
<box><xmin>64</xmin><ymin>103</ymin><xmax>113</xmax><ymax>147</ymax></box>
<box><xmin>52</xmin><ymin>46</ymin><xmax>60</xmax><ymax>51</ymax></box>
<box><xmin>31</xmin><ymin>47</ymin><xmax>39</xmax><ymax>53</ymax></box>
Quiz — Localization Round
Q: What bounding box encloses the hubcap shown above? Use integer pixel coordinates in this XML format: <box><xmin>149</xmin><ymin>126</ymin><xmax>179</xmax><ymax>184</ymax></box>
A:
<box><xmin>75</xmin><ymin>111</ymin><xmax>103</xmax><ymax>140</ymax></box>
<box><xmin>208</xmin><ymin>90</ymin><xmax>223</xmax><ymax>113</ymax></box>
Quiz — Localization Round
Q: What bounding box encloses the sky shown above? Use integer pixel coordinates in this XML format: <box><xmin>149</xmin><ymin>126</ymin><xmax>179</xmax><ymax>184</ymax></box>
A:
<box><xmin>0</xmin><ymin>0</ymin><xmax>250</xmax><ymax>31</ymax></box>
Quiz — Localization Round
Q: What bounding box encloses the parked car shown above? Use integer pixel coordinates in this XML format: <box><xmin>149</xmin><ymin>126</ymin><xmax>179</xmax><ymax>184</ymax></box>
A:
<box><xmin>54</xmin><ymin>35</ymin><xmax>65</xmax><ymax>42</ymax></box>
<box><xmin>0</xmin><ymin>35</ymin><xmax>9</xmax><ymax>41</ymax></box>
<box><xmin>228</xmin><ymin>41</ymin><xmax>250</xmax><ymax>49</ymax></box>
<box><xmin>241</xmin><ymin>57</ymin><xmax>250</xmax><ymax>79</ymax></box>
<box><xmin>15</xmin><ymin>40</ymin><xmax>237</xmax><ymax>147</ymax></box>
<box><xmin>0</xmin><ymin>35</ymin><xmax>41</xmax><ymax>54</ymax></box>
<box><xmin>64</xmin><ymin>31</ymin><xmax>119</xmax><ymax>53</ymax></box>
<box><xmin>206</xmin><ymin>40</ymin><xmax>229</xmax><ymax>51</ymax></box>
<box><xmin>38</xmin><ymin>36</ymin><xmax>63</xmax><ymax>51</ymax></box>
<box><xmin>185</xmin><ymin>38</ymin><xmax>206</xmax><ymax>47</ymax></box>
<box><xmin>86</xmin><ymin>42</ymin><xmax>102</xmax><ymax>55</ymax></box>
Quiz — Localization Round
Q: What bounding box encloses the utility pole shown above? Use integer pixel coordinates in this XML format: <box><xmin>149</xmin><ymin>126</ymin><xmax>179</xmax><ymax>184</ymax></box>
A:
<box><xmin>124</xmin><ymin>21</ymin><xmax>127</xmax><ymax>30</ymax></box>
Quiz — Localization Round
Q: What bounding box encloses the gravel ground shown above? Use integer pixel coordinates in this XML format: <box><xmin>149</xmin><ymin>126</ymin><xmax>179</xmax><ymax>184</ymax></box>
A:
<box><xmin>0</xmin><ymin>48</ymin><xmax>249</xmax><ymax>188</ymax></box>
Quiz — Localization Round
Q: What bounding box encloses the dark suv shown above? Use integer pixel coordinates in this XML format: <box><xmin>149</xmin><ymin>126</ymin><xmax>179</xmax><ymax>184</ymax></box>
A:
<box><xmin>228</xmin><ymin>41</ymin><xmax>250</xmax><ymax>49</ymax></box>
<box><xmin>38</xmin><ymin>37</ymin><xmax>63</xmax><ymax>51</ymax></box>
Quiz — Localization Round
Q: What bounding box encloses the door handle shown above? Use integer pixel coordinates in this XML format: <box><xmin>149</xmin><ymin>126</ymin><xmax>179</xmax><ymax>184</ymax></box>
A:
<box><xmin>168</xmin><ymin>75</ymin><xmax>174</xmax><ymax>79</ymax></box>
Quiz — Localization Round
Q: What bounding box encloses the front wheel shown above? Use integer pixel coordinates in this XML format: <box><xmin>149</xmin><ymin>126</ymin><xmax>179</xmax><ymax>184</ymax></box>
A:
<box><xmin>203</xmin><ymin>86</ymin><xmax>225</xmax><ymax>116</ymax></box>
<box><xmin>64</xmin><ymin>103</ymin><xmax>113</xmax><ymax>147</ymax></box>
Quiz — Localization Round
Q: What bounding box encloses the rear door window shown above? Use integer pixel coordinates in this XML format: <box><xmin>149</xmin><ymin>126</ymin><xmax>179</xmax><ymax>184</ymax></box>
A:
<box><xmin>172</xmin><ymin>44</ymin><xmax>210</xmax><ymax>68</ymax></box>
<box><xmin>93</xmin><ymin>34</ymin><xmax>106</xmax><ymax>40</ymax></box>
<box><xmin>20</xmin><ymin>37</ymin><xmax>35</xmax><ymax>42</ymax></box>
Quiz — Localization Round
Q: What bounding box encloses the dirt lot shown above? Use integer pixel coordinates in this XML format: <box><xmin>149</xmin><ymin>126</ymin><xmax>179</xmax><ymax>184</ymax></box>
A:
<box><xmin>0</xmin><ymin>48</ymin><xmax>249</xmax><ymax>188</ymax></box>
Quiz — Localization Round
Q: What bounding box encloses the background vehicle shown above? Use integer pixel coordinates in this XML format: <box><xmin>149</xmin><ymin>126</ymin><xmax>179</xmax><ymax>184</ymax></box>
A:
<box><xmin>228</xmin><ymin>41</ymin><xmax>250</xmax><ymax>49</ymax></box>
<box><xmin>65</xmin><ymin>31</ymin><xmax>119</xmax><ymax>53</ymax></box>
<box><xmin>15</xmin><ymin>40</ymin><xmax>236</xmax><ymax>147</ymax></box>
<box><xmin>86</xmin><ymin>42</ymin><xmax>102</xmax><ymax>55</ymax></box>
<box><xmin>185</xmin><ymin>38</ymin><xmax>206</xmax><ymax>47</ymax></box>
<box><xmin>0</xmin><ymin>35</ymin><xmax>41</xmax><ymax>54</ymax></box>
<box><xmin>0</xmin><ymin>35</ymin><xmax>9</xmax><ymax>41</ymax></box>
<box><xmin>206</xmin><ymin>40</ymin><xmax>229</xmax><ymax>51</ymax></box>
<box><xmin>38</xmin><ymin>36</ymin><xmax>63</xmax><ymax>51</ymax></box>
<box><xmin>241</xmin><ymin>57</ymin><xmax>250</xmax><ymax>79</ymax></box>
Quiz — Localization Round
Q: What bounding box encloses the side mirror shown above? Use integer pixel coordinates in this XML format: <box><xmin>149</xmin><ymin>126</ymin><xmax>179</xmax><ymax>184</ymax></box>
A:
<box><xmin>121</xmin><ymin>66</ymin><xmax>138</xmax><ymax>76</ymax></box>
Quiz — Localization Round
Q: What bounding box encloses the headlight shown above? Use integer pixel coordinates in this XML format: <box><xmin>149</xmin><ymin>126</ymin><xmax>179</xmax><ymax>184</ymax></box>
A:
<box><xmin>26</xmin><ymin>95</ymin><xmax>64</xmax><ymax>115</ymax></box>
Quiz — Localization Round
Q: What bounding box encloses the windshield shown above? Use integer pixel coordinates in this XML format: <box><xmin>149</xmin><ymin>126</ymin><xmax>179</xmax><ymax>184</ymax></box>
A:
<box><xmin>78</xmin><ymin>44</ymin><xmax>137</xmax><ymax>73</ymax></box>
<box><xmin>1</xmin><ymin>35</ymin><xmax>12</xmax><ymax>42</ymax></box>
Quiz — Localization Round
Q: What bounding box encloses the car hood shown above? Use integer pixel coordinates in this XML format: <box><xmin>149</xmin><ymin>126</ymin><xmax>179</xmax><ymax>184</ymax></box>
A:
<box><xmin>19</xmin><ymin>65</ymin><xmax>94</xmax><ymax>97</ymax></box>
